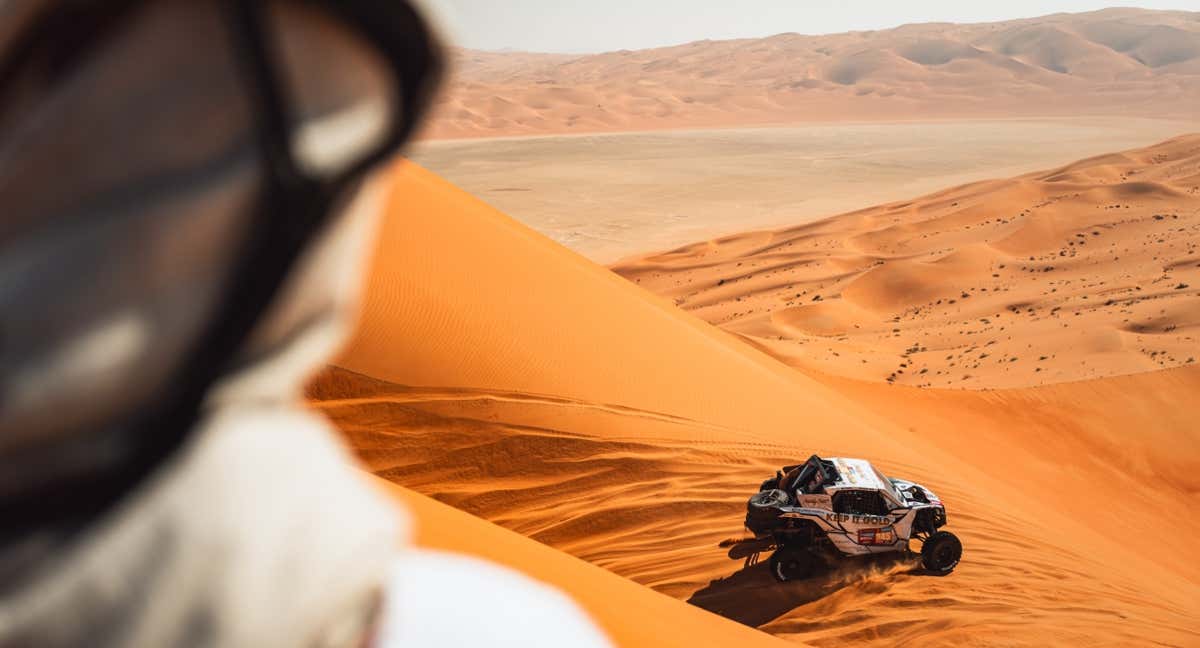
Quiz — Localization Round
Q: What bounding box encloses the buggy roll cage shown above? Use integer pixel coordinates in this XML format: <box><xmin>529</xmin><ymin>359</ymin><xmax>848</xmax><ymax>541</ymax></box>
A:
<box><xmin>776</xmin><ymin>455</ymin><xmax>840</xmax><ymax>495</ymax></box>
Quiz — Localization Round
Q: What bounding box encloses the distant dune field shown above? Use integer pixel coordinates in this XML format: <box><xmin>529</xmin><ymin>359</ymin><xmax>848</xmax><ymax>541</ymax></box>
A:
<box><xmin>422</xmin><ymin>8</ymin><xmax>1200</xmax><ymax>139</ymax></box>
<box><xmin>614</xmin><ymin>134</ymin><xmax>1200</xmax><ymax>389</ymax></box>
<box><xmin>308</xmin><ymin>149</ymin><xmax>1200</xmax><ymax>646</ymax></box>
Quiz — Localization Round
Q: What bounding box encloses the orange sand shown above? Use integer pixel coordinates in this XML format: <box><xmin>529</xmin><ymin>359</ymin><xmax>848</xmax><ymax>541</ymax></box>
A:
<box><xmin>309</xmin><ymin>149</ymin><xmax>1200</xmax><ymax>645</ymax></box>
<box><xmin>379</xmin><ymin>481</ymin><xmax>796</xmax><ymax>647</ymax></box>
<box><xmin>422</xmin><ymin>8</ymin><xmax>1200</xmax><ymax>139</ymax></box>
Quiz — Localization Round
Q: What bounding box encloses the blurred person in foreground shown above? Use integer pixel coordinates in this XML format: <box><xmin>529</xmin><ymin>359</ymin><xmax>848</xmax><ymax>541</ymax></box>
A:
<box><xmin>0</xmin><ymin>1</ymin><xmax>610</xmax><ymax>646</ymax></box>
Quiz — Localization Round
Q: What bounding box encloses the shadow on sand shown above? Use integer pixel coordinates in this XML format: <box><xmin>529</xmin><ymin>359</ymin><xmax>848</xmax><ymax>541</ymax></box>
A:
<box><xmin>687</xmin><ymin>549</ymin><xmax>922</xmax><ymax>628</ymax></box>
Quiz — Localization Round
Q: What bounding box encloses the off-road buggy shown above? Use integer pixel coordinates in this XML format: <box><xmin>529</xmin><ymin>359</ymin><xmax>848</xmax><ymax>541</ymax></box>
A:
<box><xmin>738</xmin><ymin>455</ymin><xmax>961</xmax><ymax>581</ymax></box>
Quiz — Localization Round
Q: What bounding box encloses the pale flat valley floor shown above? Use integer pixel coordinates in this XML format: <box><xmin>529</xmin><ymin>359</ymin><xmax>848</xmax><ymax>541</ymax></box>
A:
<box><xmin>411</xmin><ymin>117</ymin><xmax>1198</xmax><ymax>262</ymax></box>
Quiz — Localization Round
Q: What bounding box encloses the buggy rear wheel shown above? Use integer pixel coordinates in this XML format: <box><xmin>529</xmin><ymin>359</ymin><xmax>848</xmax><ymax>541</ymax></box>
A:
<box><xmin>920</xmin><ymin>531</ymin><xmax>962</xmax><ymax>574</ymax></box>
<box><xmin>768</xmin><ymin>546</ymin><xmax>814</xmax><ymax>582</ymax></box>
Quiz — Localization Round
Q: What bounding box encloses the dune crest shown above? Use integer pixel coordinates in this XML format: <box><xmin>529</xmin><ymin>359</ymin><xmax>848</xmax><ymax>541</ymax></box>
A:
<box><xmin>309</xmin><ymin>158</ymin><xmax>1200</xmax><ymax>646</ymax></box>
<box><xmin>423</xmin><ymin>8</ymin><xmax>1200</xmax><ymax>139</ymax></box>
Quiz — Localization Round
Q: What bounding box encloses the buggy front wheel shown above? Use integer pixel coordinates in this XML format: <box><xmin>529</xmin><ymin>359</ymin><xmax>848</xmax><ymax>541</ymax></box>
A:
<box><xmin>920</xmin><ymin>531</ymin><xmax>962</xmax><ymax>574</ymax></box>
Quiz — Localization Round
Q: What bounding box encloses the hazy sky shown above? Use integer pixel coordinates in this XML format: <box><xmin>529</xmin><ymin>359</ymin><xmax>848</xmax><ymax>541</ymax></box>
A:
<box><xmin>417</xmin><ymin>1</ymin><xmax>1197</xmax><ymax>53</ymax></box>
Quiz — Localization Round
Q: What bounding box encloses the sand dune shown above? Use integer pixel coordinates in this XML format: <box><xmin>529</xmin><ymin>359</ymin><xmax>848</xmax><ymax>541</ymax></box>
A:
<box><xmin>327</xmin><ymin>162</ymin><xmax>907</xmax><ymax>449</ymax></box>
<box><xmin>307</xmin><ymin>157</ymin><xmax>1200</xmax><ymax>645</ymax></box>
<box><xmin>317</xmin><ymin>360</ymin><xmax>1200</xmax><ymax>646</ymax></box>
<box><xmin>614</xmin><ymin>134</ymin><xmax>1200</xmax><ymax>389</ymax></box>
<box><xmin>421</xmin><ymin>8</ymin><xmax>1200</xmax><ymax>139</ymax></box>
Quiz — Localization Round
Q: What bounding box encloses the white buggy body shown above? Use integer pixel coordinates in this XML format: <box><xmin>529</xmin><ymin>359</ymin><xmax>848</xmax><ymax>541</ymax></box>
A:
<box><xmin>777</xmin><ymin>457</ymin><xmax>943</xmax><ymax>556</ymax></box>
<box><xmin>741</xmin><ymin>455</ymin><xmax>960</xmax><ymax>580</ymax></box>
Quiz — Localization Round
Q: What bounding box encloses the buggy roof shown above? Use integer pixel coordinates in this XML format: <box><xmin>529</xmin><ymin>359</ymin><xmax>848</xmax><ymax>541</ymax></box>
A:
<box><xmin>824</xmin><ymin>457</ymin><xmax>889</xmax><ymax>492</ymax></box>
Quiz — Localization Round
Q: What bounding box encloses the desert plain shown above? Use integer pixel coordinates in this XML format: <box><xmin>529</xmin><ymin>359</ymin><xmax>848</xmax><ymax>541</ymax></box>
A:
<box><xmin>308</xmin><ymin>7</ymin><xmax>1199</xmax><ymax>647</ymax></box>
<box><xmin>412</xmin><ymin>117</ymin><xmax>1195</xmax><ymax>263</ymax></box>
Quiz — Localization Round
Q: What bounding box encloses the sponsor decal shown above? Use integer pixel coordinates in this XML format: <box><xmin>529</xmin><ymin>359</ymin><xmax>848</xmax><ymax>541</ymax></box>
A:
<box><xmin>857</xmin><ymin>526</ymin><xmax>897</xmax><ymax>546</ymax></box>
<box><xmin>797</xmin><ymin>494</ymin><xmax>832</xmax><ymax>509</ymax></box>
<box><xmin>824</xmin><ymin>512</ymin><xmax>891</xmax><ymax>526</ymax></box>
